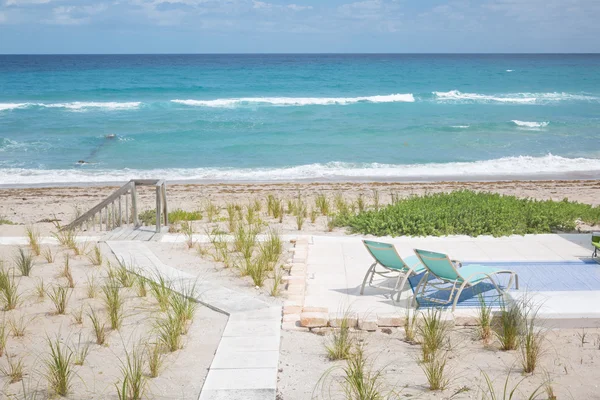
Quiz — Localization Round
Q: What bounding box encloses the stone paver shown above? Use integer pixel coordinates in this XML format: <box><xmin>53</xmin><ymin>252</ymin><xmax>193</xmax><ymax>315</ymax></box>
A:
<box><xmin>106</xmin><ymin>241</ymin><xmax>281</xmax><ymax>400</ymax></box>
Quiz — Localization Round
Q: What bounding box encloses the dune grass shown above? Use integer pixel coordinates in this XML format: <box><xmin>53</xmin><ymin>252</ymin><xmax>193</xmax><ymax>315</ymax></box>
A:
<box><xmin>0</xmin><ymin>266</ymin><xmax>21</xmax><ymax>311</ymax></box>
<box><xmin>477</xmin><ymin>294</ymin><xmax>493</xmax><ymax>344</ymax></box>
<box><xmin>418</xmin><ymin>308</ymin><xmax>450</xmax><ymax>362</ymax></box>
<box><xmin>47</xmin><ymin>285</ymin><xmax>71</xmax><ymax>315</ymax></box>
<box><xmin>42</xmin><ymin>247</ymin><xmax>55</xmax><ymax>263</ymax></box>
<box><xmin>0</xmin><ymin>320</ymin><xmax>7</xmax><ymax>357</ymax></box>
<box><xmin>146</xmin><ymin>342</ymin><xmax>165</xmax><ymax>378</ymax></box>
<box><xmin>45</xmin><ymin>335</ymin><xmax>74</xmax><ymax>397</ymax></box>
<box><xmin>420</xmin><ymin>350</ymin><xmax>450</xmax><ymax>391</ymax></box>
<box><xmin>88</xmin><ymin>308</ymin><xmax>107</xmax><ymax>345</ymax></box>
<box><xmin>72</xmin><ymin>332</ymin><xmax>91</xmax><ymax>366</ymax></box>
<box><xmin>25</xmin><ymin>226</ymin><xmax>41</xmax><ymax>256</ymax></box>
<box><xmin>87</xmin><ymin>245</ymin><xmax>103</xmax><ymax>266</ymax></box>
<box><xmin>325</xmin><ymin>314</ymin><xmax>354</xmax><ymax>361</ymax></box>
<box><xmin>1</xmin><ymin>354</ymin><xmax>25</xmax><ymax>383</ymax></box>
<box><xmin>139</xmin><ymin>208</ymin><xmax>201</xmax><ymax>226</ymax></box>
<box><xmin>116</xmin><ymin>343</ymin><xmax>146</xmax><ymax>400</ymax></box>
<box><xmin>14</xmin><ymin>248</ymin><xmax>34</xmax><ymax>277</ymax></box>
<box><xmin>334</xmin><ymin>190</ymin><xmax>600</xmax><ymax>237</ymax></box>
<box><xmin>495</xmin><ymin>301</ymin><xmax>523</xmax><ymax>351</ymax></box>
<box><xmin>102</xmin><ymin>282</ymin><xmax>125</xmax><ymax>330</ymax></box>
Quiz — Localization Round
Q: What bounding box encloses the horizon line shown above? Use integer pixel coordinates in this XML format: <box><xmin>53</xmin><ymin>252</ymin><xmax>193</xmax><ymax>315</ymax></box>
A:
<box><xmin>1</xmin><ymin>52</ymin><xmax>600</xmax><ymax>56</ymax></box>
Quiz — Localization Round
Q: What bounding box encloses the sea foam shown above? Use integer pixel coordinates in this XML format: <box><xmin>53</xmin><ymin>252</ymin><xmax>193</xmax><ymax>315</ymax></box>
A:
<box><xmin>512</xmin><ymin>120</ymin><xmax>549</xmax><ymax>128</ymax></box>
<box><xmin>0</xmin><ymin>102</ymin><xmax>141</xmax><ymax>112</ymax></box>
<box><xmin>172</xmin><ymin>94</ymin><xmax>415</xmax><ymax>107</ymax></box>
<box><xmin>2</xmin><ymin>155</ymin><xmax>599</xmax><ymax>185</ymax></box>
<box><xmin>433</xmin><ymin>90</ymin><xmax>598</xmax><ymax>104</ymax></box>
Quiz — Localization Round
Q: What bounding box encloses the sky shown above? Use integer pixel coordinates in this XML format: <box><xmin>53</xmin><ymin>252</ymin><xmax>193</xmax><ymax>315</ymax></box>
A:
<box><xmin>0</xmin><ymin>0</ymin><xmax>599</xmax><ymax>54</ymax></box>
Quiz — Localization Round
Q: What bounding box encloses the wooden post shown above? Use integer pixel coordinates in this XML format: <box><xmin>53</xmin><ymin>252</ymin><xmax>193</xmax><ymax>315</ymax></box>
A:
<box><xmin>132</xmin><ymin>182</ymin><xmax>140</xmax><ymax>228</ymax></box>
<box><xmin>162</xmin><ymin>183</ymin><xmax>168</xmax><ymax>228</ymax></box>
<box><xmin>118</xmin><ymin>196</ymin><xmax>122</xmax><ymax>227</ymax></box>
<box><xmin>125</xmin><ymin>193</ymin><xmax>129</xmax><ymax>227</ymax></box>
<box><xmin>155</xmin><ymin>185</ymin><xmax>161</xmax><ymax>233</ymax></box>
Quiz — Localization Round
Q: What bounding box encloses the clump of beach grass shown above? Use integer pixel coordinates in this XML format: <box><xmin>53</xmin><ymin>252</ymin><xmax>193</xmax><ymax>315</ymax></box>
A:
<box><xmin>372</xmin><ymin>189</ymin><xmax>380</xmax><ymax>211</ymax></box>
<box><xmin>202</xmin><ymin>199</ymin><xmax>219</xmax><ymax>222</ymax></box>
<box><xmin>270</xmin><ymin>266</ymin><xmax>284</xmax><ymax>297</ymax></box>
<box><xmin>477</xmin><ymin>294</ymin><xmax>493</xmax><ymax>344</ymax></box>
<box><xmin>8</xmin><ymin>314</ymin><xmax>29</xmax><ymax>337</ymax></box>
<box><xmin>418</xmin><ymin>308</ymin><xmax>450</xmax><ymax>362</ymax></box>
<box><xmin>149</xmin><ymin>274</ymin><xmax>172</xmax><ymax>312</ymax></box>
<box><xmin>116</xmin><ymin>343</ymin><xmax>146</xmax><ymax>400</ymax></box>
<box><xmin>86</xmin><ymin>274</ymin><xmax>98</xmax><ymax>298</ymax></box>
<box><xmin>72</xmin><ymin>304</ymin><xmax>84</xmax><ymax>325</ymax></box>
<box><xmin>480</xmin><ymin>370</ymin><xmax>544</xmax><ymax>400</ymax></box>
<box><xmin>51</xmin><ymin>222</ymin><xmax>77</xmax><ymax>249</ymax></box>
<box><xmin>1</xmin><ymin>354</ymin><xmax>25</xmax><ymax>383</ymax></box>
<box><xmin>47</xmin><ymin>285</ymin><xmax>71</xmax><ymax>315</ymax></box>
<box><xmin>45</xmin><ymin>335</ymin><xmax>74</xmax><ymax>397</ymax></box>
<box><xmin>26</xmin><ymin>225</ymin><xmax>41</xmax><ymax>256</ymax></box>
<box><xmin>42</xmin><ymin>247</ymin><xmax>55</xmax><ymax>263</ymax></box>
<box><xmin>71</xmin><ymin>332</ymin><xmax>91</xmax><ymax>366</ymax></box>
<box><xmin>420</xmin><ymin>350</ymin><xmax>450</xmax><ymax>391</ymax></box>
<box><xmin>0</xmin><ymin>267</ymin><xmax>21</xmax><ymax>311</ymax></box>
<box><xmin>404</xmin><ymin>309</ymin><xmax>418</xmax><ymax>343</ymax></box>
<box><xmin>115</xmin><ymin>260</ymin><xmax>134</xmax><ymax>288</ymax></box>
<box><xmin>87</xmin><ymin>244</ymin><xmax>103</xmax><ymax>266</ymax></box>
<box><xmin>226</xmin><ymin>202</ymin><xmax>238</xmax><ymax>233</ymax></box>
<box><xmin>61</xmin><ymin>254</ymin><xmax>75</xmax><ymax>288</ymax></box>
<box><xmin>181</xmin><ymin>221</ymin><xmax>195</xmax><ymax>249</ymax></box>
<box><xmin>326</xmin><ymin>313</ymin><xmax>354</xmax><ymax>361</ymax></box>
<box><xmin>337</xmin><ymin>344</ymin><xmax>386</xmax><ymax>400</ymax></box>
<box><xmin>88</xmin><ymin>308</ymin><xmax>107</xmax><ymax>345</ymax></box>
<box><xmin>155</xmin><ymin>312</ymin><xmax>183</xmax><ymax>352</ymax></box>
<box><xmin>315</xmin><ymin>194</ymin><xmax>330</xmax><ymax>216</ymax></box>
<box><xmin>519</xmin><ymin>299</ymin><xmax>545</xmax><ymax>373</ymax></box>
<box><xmin>35</xmin><ymin>278</ymin><xmax>45</xmax><ymax>299</ymax></box>
<box><xmin>135</xmin><ymin>275</ymin><xmax>147</xmax><ymax>297</ymax></box>
<box><xmin>495</xmin><ymin>301</ymin><xmax>523</xmax><ymax>351</ymax></box>
<box><xmin>102</xmin><ymin>282</ymin><xmax>125</xmax><ymax>330</ymax></box>
<box><xmin>0</xmin><ymin>320</ymin><xmax>7</xmax><ymax>357</ymax></box>
<box><xmin>146</xmin><ymin>342</ymin><xmax>165</xmax><ymax>378</ymax></box>
<box><xmin>14</xmin><ymin>248</ymin><xmax>34</xmax><ymax>277</ymax></box>
<box><xmin>234</xmin><ymin>222</ymin><xmax>258</xmax><ymax>261</ymax></box>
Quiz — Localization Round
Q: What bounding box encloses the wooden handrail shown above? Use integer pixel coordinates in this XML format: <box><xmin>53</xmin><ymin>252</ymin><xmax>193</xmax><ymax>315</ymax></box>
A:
<box><xmin>61</xmin><ymin>179</ymin><xmax>168</xmax><ymax>233</ymax></box>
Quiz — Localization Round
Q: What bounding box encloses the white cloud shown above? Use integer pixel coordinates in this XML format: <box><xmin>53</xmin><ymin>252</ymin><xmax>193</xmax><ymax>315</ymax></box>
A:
<box><xmin>253</xmin><ymin>1</ymin><xmax>312</xmax><ymax>12</ymax></box>
<box><xmin>5</xmin><ymin>0</ymin><xmax>51</xmax><ymax>5</ymax></box>
<box><xmin>0</xmin><ymin>11</ymin><xmax>6</xmax><ymax>23</ymax></box>
<box><xmin>49</xmin><ymin>4</ymin><xmax>107</xmax><ymax>25</ymax></box>
<box><xmin>287</xmin><ymin>4</ymin><xmax>312</xmax><ymax>11</ymax></box>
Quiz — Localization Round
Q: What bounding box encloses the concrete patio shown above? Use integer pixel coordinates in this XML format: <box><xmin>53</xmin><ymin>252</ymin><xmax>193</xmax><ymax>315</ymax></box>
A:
<box><xmin>296</xmin><ymin>233</ymin><xmax>600</xmax><ymax>328</ymax></box>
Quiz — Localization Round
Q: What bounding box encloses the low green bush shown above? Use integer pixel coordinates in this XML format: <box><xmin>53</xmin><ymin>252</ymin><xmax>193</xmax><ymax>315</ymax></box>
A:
<box><xmin>139</xmin><ymin>209</ymin><xmax>202</xmax><ymax>226</ymax></box>
<box><xmin>334</xmin><ymin>190</ymin><xmax>600</xmax><ymax>237</ymax></box>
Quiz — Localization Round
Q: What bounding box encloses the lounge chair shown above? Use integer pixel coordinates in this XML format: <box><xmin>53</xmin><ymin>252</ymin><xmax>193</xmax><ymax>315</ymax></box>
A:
<box><xmin>361</xmin><ymin>240</ymin><xmax>426</xmax><ymax>301</ymax></box>
<box><xmin>413</xmin><ymin>248</ymin><xmax>519</xmax><ymax>312</ymax></box>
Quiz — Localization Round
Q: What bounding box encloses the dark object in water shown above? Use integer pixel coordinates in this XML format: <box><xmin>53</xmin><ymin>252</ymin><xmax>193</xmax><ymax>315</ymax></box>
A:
<box><xmin>77</xmin><ymin>160</ymin><xmax>87</xmax><ymax>164</ymax></box>
<box><xmin>105</xmin><ymin>134</ymin><xmax>116</xmax><ymax>139</ymax></box>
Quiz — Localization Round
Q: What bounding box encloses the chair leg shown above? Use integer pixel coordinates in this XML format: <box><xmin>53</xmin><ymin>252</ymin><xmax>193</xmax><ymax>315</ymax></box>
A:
<box><xmin>393</xmin><ymin>273</ymin><xmax>411</xmax><ymax>302</ymax></box>
<box><xmin>452</xmin><ymin>281</ymin><xmax>469</xmax><ymax>312</ymax></box>
<box><xmin>360</xmin><ymin>262</ymin><xmax>377</xmax><ymax>295</ymax></box>
<box><xmin>411</xmin><ymin>273</ymin><xmax>429</xmax><ymax>308</ymax></box>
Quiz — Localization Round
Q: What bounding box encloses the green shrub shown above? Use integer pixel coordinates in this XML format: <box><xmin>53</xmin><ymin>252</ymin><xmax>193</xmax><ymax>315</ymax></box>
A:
<box><xmin>138</xmin><ymin>209</ymin><xmax>201</xmax><ymax>226</ymax></box>
<box><xmin>335</xmin><ymin>190</ymin><xmax>600</xmax><ymax>237</ymax></box>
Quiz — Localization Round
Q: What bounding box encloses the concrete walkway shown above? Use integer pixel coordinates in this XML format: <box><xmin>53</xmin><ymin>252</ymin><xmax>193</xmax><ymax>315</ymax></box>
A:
<box><xmin>106</xmin><ymin>241</ymin><xmax>281</xmax><ymax>400</ymax></box>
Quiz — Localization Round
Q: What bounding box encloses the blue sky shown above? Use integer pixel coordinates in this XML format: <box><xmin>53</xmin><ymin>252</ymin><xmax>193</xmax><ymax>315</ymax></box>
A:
<box><xmin>0</xmin><ymin>0</ymin><xmax>599</xmax><ymax>53</ymax></box>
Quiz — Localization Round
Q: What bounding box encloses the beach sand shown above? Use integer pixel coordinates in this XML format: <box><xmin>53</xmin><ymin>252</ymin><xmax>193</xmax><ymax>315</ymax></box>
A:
<box><xmin>1</xmin><ymin>180</ymin><xmax>599</xmax><ymax>235</ymax></box>
<box><xmin>1</xmin><ymin>179</ymin><xmax>599</xmax><ymax>399</ymax></box>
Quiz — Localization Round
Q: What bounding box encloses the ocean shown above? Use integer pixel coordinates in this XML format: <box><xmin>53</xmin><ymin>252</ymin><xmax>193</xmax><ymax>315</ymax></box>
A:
<box><xmin>1</xmin><ymin>54</ymin><xmax>600</xmax><ymax>185</ymax></box>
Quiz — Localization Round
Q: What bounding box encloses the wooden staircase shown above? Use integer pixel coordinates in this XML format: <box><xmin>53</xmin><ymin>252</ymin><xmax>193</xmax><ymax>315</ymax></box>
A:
<box><xmin>61</xmin><ymin>179</ymin><xmax>169</xmax><ymax>242</ymax></box>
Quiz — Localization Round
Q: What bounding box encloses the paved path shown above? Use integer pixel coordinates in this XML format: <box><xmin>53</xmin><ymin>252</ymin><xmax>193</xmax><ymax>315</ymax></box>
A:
<box><xmin>106</xmin><ymin>241</ymin><xmax>281</xmax><ymax>400</ymax></box>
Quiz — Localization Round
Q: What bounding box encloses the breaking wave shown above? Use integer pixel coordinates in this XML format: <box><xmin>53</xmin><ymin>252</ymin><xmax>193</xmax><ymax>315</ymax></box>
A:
<box><xmin>171</xmin><ymin>94</ymin><xmax>415</xmax><ymax>107</ymax></box>
<box><xmin>512</xmin><ymin>120</ymin><xmax>550</xmax><ymax>128</ymax></box>
<box><xmin>1</xmin><ymin>155</ymin><xmax>599</xmax><ymax>185</ymax></box>
<box><xmin>433</xmin><ymin>90</ymin><xmax>598</xmax><ymax>104</ymax></box>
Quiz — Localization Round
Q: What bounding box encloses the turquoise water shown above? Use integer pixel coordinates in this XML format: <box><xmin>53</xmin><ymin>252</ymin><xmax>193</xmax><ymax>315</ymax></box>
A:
<box><xmin>1</xmin><ymin>54</ymin><xmax>600</xmax><ymax>185</ymax></box>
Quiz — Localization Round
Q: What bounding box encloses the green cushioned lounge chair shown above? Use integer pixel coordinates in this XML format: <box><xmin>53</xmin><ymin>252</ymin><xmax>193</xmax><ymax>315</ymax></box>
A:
<box><xmin>413</xmin><ymin>248</ymin><xmax>519</xmax><ymax>312</ymax></box>
<box><xmin>361</xmin><ymin>240</ymin><xmax>426</xmax><ymax>302</ymax></box>
<box><xmin>592</xmin><ymin>233</ymin><xmax>600</xmax><ymax>258</ymax></box>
